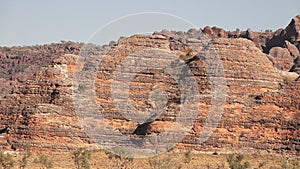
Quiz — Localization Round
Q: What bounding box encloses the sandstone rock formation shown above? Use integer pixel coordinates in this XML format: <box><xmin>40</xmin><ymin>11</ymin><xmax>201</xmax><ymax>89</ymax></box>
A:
<box><xmin>285</xmin><ymin>40</ymin><xmax>300</xmax><ymax>58</ymax></box>
<box><xmin>268</xmin><ymin>47</ymin><xmax>294</xmax><ymax>71</ymax></box>
<box><xmin>0</xmin><ymin>54</ymin><xmax>90</xmax><ymax>151</ymax></box>
<box><xmin>265</xmin><ymin>15</ymin><xmax>300</xmax><ymax>53</ymax></box>
<box><xmin>291</xmin><ymin>56</ymin><xmax>300</xmax><ymax>74</ymax></box>
<box><xmin>265</xmin><ymin>15</ymin><xmax>300</xmax><ymax>74</ymax></box>
<box><xmin>203</xmin><ymin>26</ymin><xmax>228</xmax><ymax>38</ymax></box>
<box><xmin>0</xmin><ymin>42</ymin><xmax>83</xmax><ymax>98</ymax></box>
<box><xmin>0</xmin><ymin>16</ymin><xmax>299</xmax><ymax>157</ymax></box>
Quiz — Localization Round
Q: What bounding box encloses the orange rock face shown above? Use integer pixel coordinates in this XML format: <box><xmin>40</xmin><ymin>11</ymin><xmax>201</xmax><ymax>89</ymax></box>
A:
<box><xmin>0</xmin><ymin>16</ymin><xmax>299</xmax><ymax>156</ymax></box>
<box><xmin>0</xmin><ymin>34</ymin><xmax>298</xmax><ymax>156</ymax></box>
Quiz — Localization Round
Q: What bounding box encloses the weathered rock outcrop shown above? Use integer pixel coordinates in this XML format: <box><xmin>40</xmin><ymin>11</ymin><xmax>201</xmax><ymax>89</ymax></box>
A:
<box><xmin>268</xmin><ymin>15</ymin><xmax>300</xmax><ymax>74</ymax></box>
<box><xmin>0</xmin><ymin>16</ymin><xmax>299</xmax><ymax>156</ymax></box>
<box><xmin>268</xmin><ymin>47</ymin><xmax>295</xmax><ymax>71</ymax></box>
<box><xmin>265</xmin><ymin>15</ymin><xmax>300</xmax><ymax>53</ymax></box>
<box><xmin>285</xmin><ymin>40</ymin><xmax>300</xmax><ymax>58</ymax></box>
<box><xmin>0</xmin><ymin>54</ymin><xmax>90</xmax><ymax>151</ymax></box>
<box><xmin>0</xmin><ymin>36</ymin><xmax>299</xmax><ymax>156</ymax></box>
<box><xmin>0</xmin><ymin>42</ymin><xmax>83</xmax><ymax>98</ymax></box>
<box><xmin>291</xmin><ymin>56</ymin><xmax>300</xmax><ymax>74</ymax></box>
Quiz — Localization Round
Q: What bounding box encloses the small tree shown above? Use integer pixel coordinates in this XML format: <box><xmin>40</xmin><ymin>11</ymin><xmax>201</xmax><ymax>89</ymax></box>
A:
<box><xmin>227</xmin><ymin>153</ymin><xmax>250</xmax><ymax>169</ymax></box>
<box><xmin>265</xmin><ymin>29</ymin><xmax>273</xmax><ymax>33</ymax></box>
<box><xmin>0</xmin><ymin>151</ymin><xmax>15</xmax><ymax>169</ymax></box>
<box><xmin>19</xmin><ymin>144</ymin><xmax>32</xmax><ymax>169</ymax></box>
<box><xmin>72</xmin><ymin>147</ymin><xmax>91</xmax><ymax>169</ymax></box>
<box><xmin>148</xmin><ymin>156</ymin><xmax>172</xmax><ymax>169</ymax></box>
<box><xmin>19</xmin><ymin>152</ymin><xmax>31</xmax><ymax>169</ymax></box>
<box><xmin>33</xmin><ymin>154</ymin><xmax>53</xmax><ymax>169</ymax></box>
<box><xmin>281</xmin><ymin>159</ymin><xmax>300</xmax><ymax>169</ymax></box>
<box><xmin>105</xmin><ymin>148</ymin><xmax>136</xmax><ymax>169</ymax></box>
<box><xmin>184</xmin><ymin>150</ymin><xmax>192</xmax><ymax>164</ymax></box>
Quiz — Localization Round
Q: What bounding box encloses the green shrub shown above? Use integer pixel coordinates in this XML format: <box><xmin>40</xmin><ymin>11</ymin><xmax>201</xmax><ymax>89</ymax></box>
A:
<box><xmin>33</xmin><ymin>154</ymin><xmax>53</xmax><ymax>169</ymax></box>
<box><xmin>265</xmin><ymin>29</ymin><xmax>273</xmax><ymax>33</ymax></box>
<box><xmin>72</xmin><ymin>147</ymin><xmax>91</xmax><ymax>169</ymax></box>
<box><xmin>281</xmin><ymin>159</ymin><xmax>300</xmax><ymax>169</ymax></box>
<box><xmin>184</xmin><ymin>150</ymin><xmax>192</xmax><ymax>163</ymax></box>
<box><xmin>257</xmin><ymin>161</ymin><xmax>267</xmax><ymax>168</ymax></box>
<box><xmin>18</xmin><ymin>152</ymin><xmax>31</xmax><ymax>169</ymax></box>
<box><xmin>217</xmin><ymin>163</ymin><xmax>226</xmax><ymax>169</ymax></box>
<box><xmin>149</xmin><ymin>156</ymin><xmax>173</xmax><ymax>169</ymax></box>
<box><xmin>227</xmin><ymin>153</ymin><xmax>250</xmax><ymax>169</ymax></box>
<box><xmin>18</xmin><ymin>144</ymin><xmax>32</xmax><ymax>169</ymax></box>
<box><xmin>105</xmin><ymin>149</ymin><xmax>135</xmax><ymax>169</ymax></box>
<box><xmin>0</xmin><ymin>151</ymin><xmax>15</xmax><ymax>169</ymax></box>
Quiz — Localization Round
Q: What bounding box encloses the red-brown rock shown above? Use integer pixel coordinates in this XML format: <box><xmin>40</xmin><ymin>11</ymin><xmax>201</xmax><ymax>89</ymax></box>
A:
<box><xmin>266</xmin><ymin>15</ymin><xmax>300</xmax><ymax>53</ymax></box>
<box><xmin>268</xmin><ymin>47</ymin><xmax>295</xmax><ymax>71</ymax></box>
<box><xmin>285</xmin><ymin>40</ymin><xmax>300</xmax><ymax>58</ymax></box>
<box><xmin>0</xmin><ymin>16</ymin><xmax>299</xmax><ymax>157</ymax></box>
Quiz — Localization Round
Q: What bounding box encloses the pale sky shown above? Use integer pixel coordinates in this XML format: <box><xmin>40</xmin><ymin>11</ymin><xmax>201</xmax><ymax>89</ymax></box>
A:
<box><xmin>0</xmin><ymin>0</ymin><xmax>300</xmax><ymax>46</ymax></box>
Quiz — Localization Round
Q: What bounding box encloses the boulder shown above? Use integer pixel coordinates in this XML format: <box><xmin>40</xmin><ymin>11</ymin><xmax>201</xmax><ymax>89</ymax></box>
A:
<box><xmin>268</xmin><ymin>47</ymin><xmax>294</xmax><ymax>71</ymax></box>
<box><xmin>285</xmin><ymin>15</ymin><xmax>300</xmax><ymax>43</ymax></box>
<box><xmin>265</xmin><ymin>15</ymin><xmax>300</xmax><ymax>53</ymax></box>
<box><xmin>290</xmin><ymin>56</ymin><xmax>300</xmax><ymax>74</ymax></box>
<box><xmin>202</xmin><ymin>26</ymin><xmax>227</xmax><ymax>38</ymax></box>
<box><xmin>203</xmin><ymin>26</ymin><xmax>213</xmax><ymax>36</ymax></box>
<box><xmin>211</xmin><ymin>27</ymin><xmax>227</xmax><ymax>38</ymax></box>
<box><xmin>285</xmin><ymin>40</ymin><xmax>300</xmax><ymax>58</ymax></box>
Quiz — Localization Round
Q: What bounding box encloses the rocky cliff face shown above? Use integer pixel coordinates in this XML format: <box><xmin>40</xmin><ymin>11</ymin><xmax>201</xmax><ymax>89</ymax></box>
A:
<box><xmin>0</xmin><ymin>16</ymin><xmax>299</xmax><ymax>156</ymax></box>
<box><xmin>0</xmin><ymin>54</ymin><xmax>91</xmax><ymax>151</ymax></box>
<box><xmin>265</xmin><ymin>15</ymin><xmax>300</xmax><ymax>74</ymax></box>
<box><xmin>0</xmin><ymin>42</ymin><xmax>83</xmax><ymax>100</ymax></box>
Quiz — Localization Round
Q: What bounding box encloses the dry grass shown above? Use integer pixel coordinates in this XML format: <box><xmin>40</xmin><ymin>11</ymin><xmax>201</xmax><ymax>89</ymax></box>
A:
<box><xmin>4</xmin><ymin>149</ymin><xmax>299</xmax><ymax>169</ymax></box>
